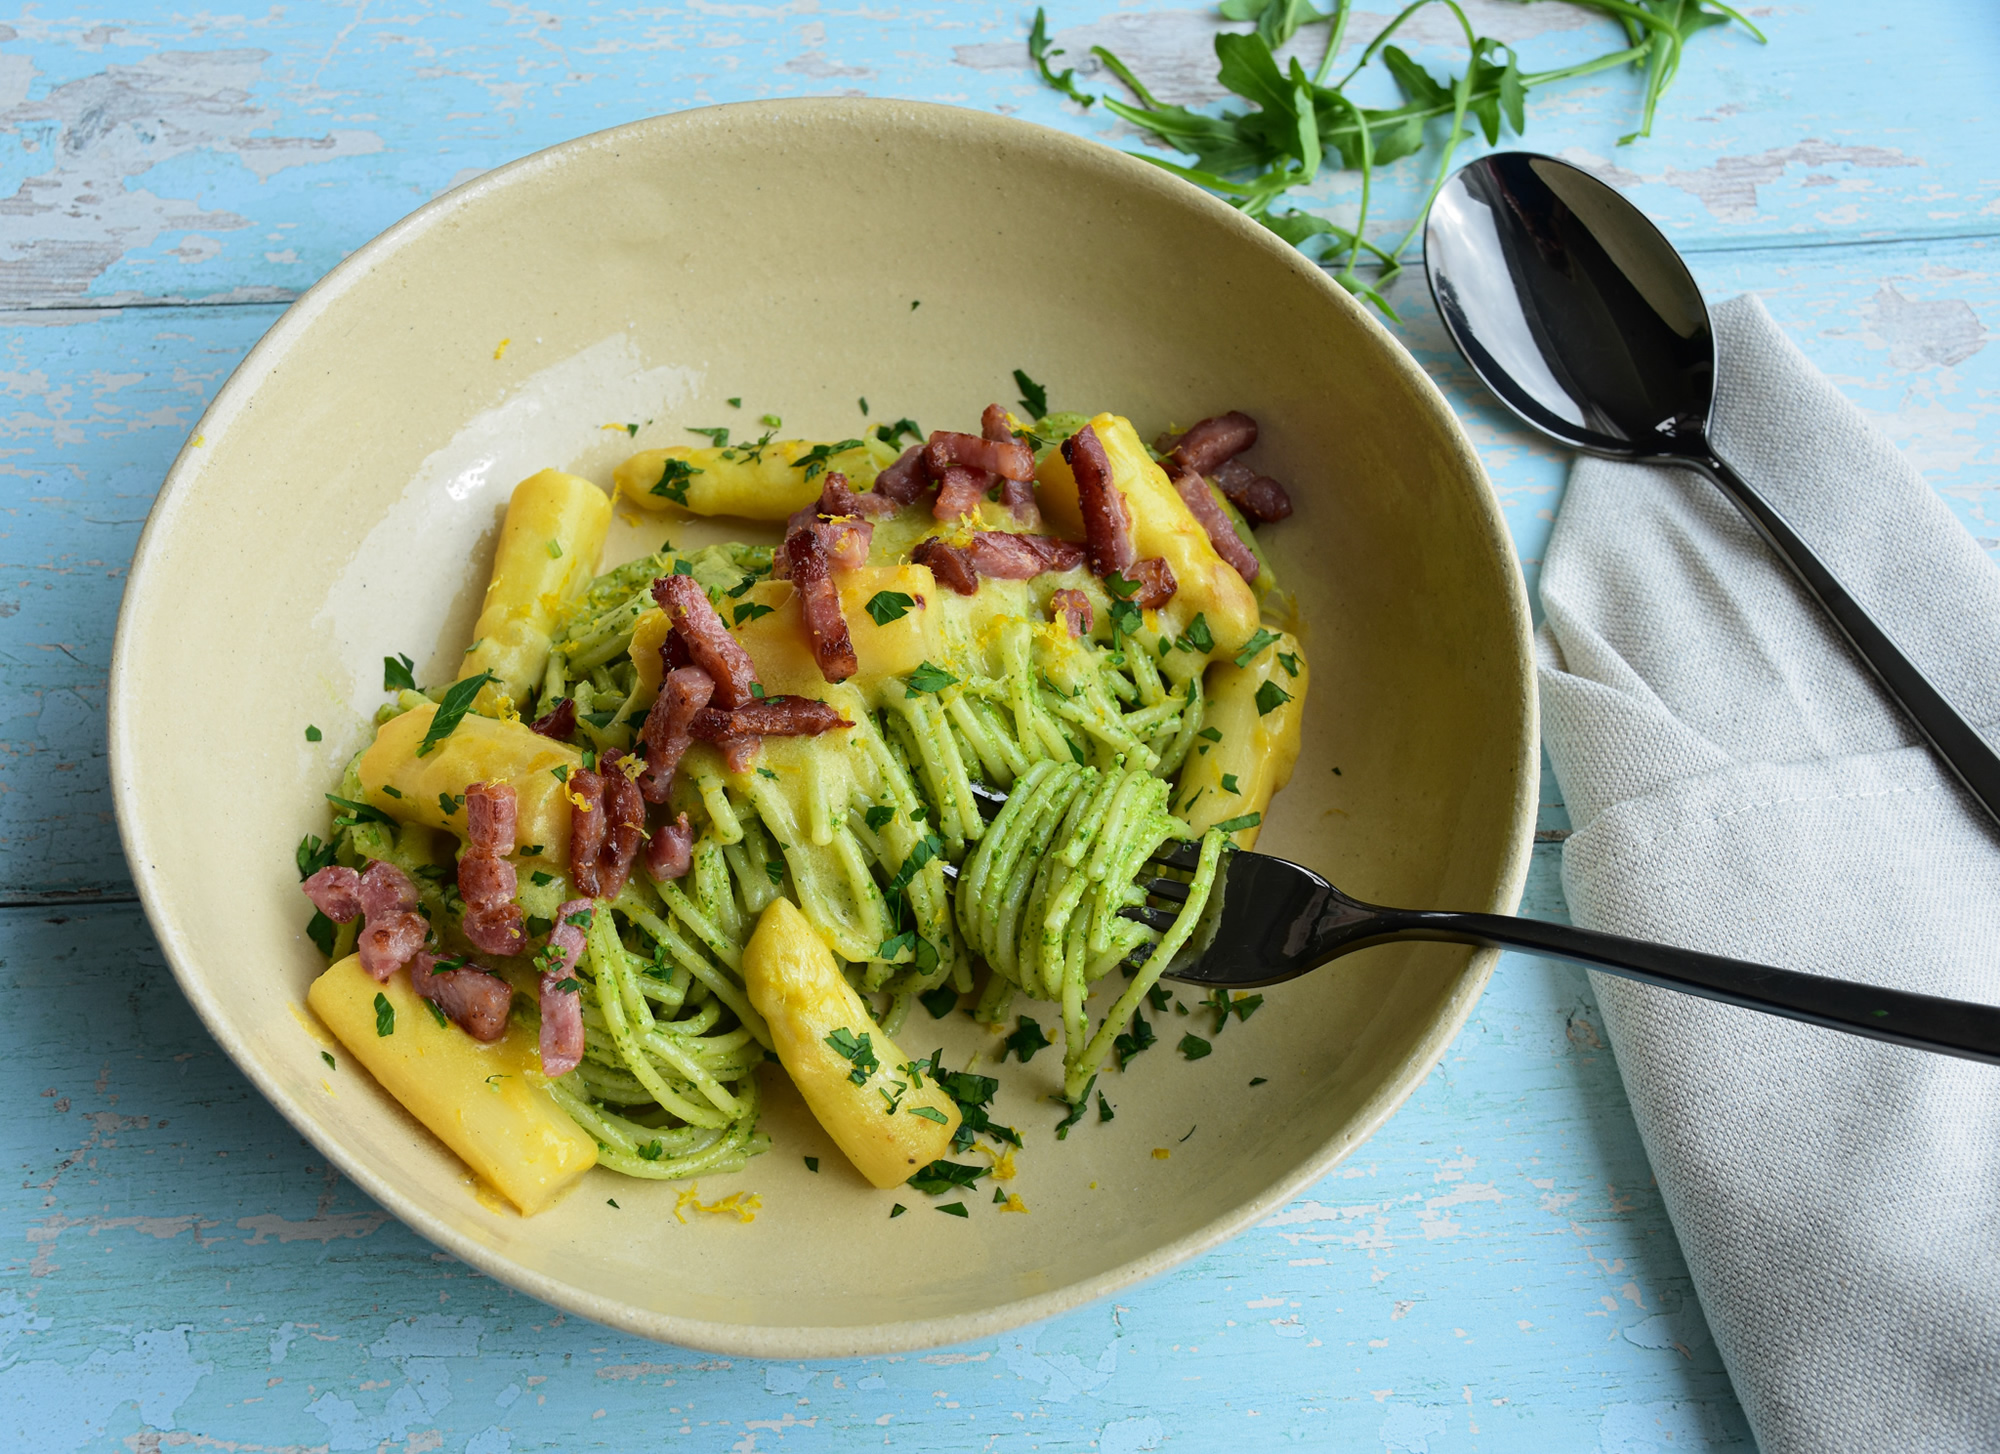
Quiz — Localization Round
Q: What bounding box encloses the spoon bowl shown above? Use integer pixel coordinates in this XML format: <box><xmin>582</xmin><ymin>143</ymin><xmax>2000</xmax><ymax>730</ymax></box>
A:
<box><xmin>1424</xmin><ymin>150</ymin><xmax>2000</xmax><ymax>828</ymax></box>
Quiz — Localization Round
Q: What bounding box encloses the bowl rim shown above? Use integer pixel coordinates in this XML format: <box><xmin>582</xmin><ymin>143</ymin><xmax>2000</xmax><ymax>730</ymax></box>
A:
<box><xmin>107</xmin><ymin>95</ymin><xmax>1537</xmax><ymax>1357</ymax></box>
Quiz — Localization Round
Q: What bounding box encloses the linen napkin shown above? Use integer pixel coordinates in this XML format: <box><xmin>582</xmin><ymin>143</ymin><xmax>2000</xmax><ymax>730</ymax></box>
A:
<box><xmin>1536</xmin><ymin>294</ymin><xmax>2000</xmax><ymax>1452</ymax></box>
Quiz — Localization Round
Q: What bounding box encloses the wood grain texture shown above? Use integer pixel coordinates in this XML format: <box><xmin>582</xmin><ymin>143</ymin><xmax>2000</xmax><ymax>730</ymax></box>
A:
<box><xmin>2</xmin><ymin>1</ymin><xmax>1995</xmax><ymax>1448</ymax></box>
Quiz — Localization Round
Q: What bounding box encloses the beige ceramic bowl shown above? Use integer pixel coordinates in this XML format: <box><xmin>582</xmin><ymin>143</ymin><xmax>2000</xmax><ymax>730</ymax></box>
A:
<box><xmin>109</xmin><ymin>100</ymin><xmax>1534</xmax><ymax>1355</ymax></box>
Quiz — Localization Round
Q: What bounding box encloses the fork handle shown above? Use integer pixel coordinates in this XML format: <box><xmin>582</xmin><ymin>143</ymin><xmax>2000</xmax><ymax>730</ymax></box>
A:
<box><xmin>1364</xmin><ymin>908</ymin><xmax>2000</xmax><ymax>1066</ymax></box>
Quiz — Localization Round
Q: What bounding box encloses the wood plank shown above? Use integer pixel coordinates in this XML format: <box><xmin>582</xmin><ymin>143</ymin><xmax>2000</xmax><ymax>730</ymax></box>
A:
<box><xmin>0</xmin><ymin>897</ymin><xmax>1747</xmax><ymax>1449</ymax></box>
<box><xmin>0</xmin><ymin>0</ymin><xmax>1991</xmax><ymax>308</ymax></box>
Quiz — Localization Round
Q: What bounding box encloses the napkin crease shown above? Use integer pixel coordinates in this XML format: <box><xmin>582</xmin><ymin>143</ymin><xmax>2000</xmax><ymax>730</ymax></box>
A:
<box><xmin>1537</xmin><ymin>294</ymin><xmax>2000</xmax><ymax>1452</ymax></box>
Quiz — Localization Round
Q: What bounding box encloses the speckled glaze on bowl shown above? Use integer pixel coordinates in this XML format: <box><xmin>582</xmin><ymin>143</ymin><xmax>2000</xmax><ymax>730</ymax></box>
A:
<box><xmin>108</xmin><ymin>99</ymin><xmax>1535</xmax><ymax>1356</ymax></box>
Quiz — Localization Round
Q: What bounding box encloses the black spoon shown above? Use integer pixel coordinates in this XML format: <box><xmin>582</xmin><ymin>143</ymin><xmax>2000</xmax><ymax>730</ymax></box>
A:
<box><xmin>1422</xmin><ymin>150</ymin><xmax>2000</xmax><ymax>829</ymax></box>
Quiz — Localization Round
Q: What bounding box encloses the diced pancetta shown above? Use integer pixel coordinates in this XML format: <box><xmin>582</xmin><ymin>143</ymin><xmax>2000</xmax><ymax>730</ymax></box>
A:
<box><xmin>653</xmin><ymin>573</ymin><xmax>760</xmax><ymax>709</ymax></box>
<box><xmin>458</xmin><ymin>781</ymin><xmax>525</xmax><ymax>957</ymax></box>
<box><xmin>638</xmin><ymin>665</ymin><xmax>714</xmax><ymax>804</ymax></box>
<box><xmin>646</xmin><ymin>811</ymin><xmax>695</xmax><ymax>881</ymax></box>
<box><xmin>783</xmin><ymin>527</ymin><xmax>859</xmax><ymax>683</ymax></box>
<box><xmin>569</xmin><ymin>753</ymin><xmax>646</xmax><ymax>901</ymax></box>
<box><xmin>410</xmin><ymin>951</ymin><xmax>514</xmax><ymax>1042</ymax></box>
<box><xmin>1160</xmin><ymin>411</ymin><xmax>1258</xmax><ymax>474</ymax></box>
<box><xmin>1125</xmin><ymin>556</ymin><xmax>1178</xmax><ymax>610</ymax></box>
<box><xmin>965</xmin><ymin>531</ymin><xmax>1085</xmax><ymax>579</ymax></box>
<box><xmin>537</xmin><ymin>898</ymin><xmax>592</xmax><ymax>1076</ymax></box>
<box><xmin>356</xmin><ymin>860</ymin><xmax>427</xmax><ymax>982</ymax></box>
<box><xmin>688</xmin><ymin>697</ymin><xmax>852</xmax><ymax>740</ymax></box>
<box><xmin>983</xmin><ymin>404</ymin><xmax>1040</xmax><ymax>525</ymax></box>
<box><xmin>1212</xmin><ymin>457</ymin><xmax>1294</xmax><ymax>523</ymax></box>
<box><xmin>1050</xmin><ymin>587</ymin><xmax>1093</xmax><ymax>637</ymax></box>
<box><xmin>528</xmin><ymin>696</ymin><xmax>577</xmax><ymax>740</ymax></box>
<box><xmin>930</xmin><ymin>466</ymin><xmax>989</xmax><ymax>521</ymax></box>
<box><xmin>925</xmin><ymin>429</ymin><xmax>1034</xmax><ymax>482</ymax></box>
<box><xmin>910</xmin><ymin>538</ymin><xmax>979</xmax><ymax>596</ymax></box>
<box><xmin>1060</xmin><ymin>424</ymin><xmax>1136</xmax><ymax>577</ymax></box>
<box><xmin>873</xmin><ymin>444</ymin><xmax>928</xmax><ymax>505</ymax></box>
<box><xmin>303</xmin><ymin>864</ymin><xmax>362</xmax><ymax>923</ymax></box>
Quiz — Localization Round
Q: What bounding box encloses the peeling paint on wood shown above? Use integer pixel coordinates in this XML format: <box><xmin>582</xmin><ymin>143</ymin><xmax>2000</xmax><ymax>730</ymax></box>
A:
<box><xmin>2</xmin><ymin>1</ymin><xmax>1995</xmax><ymax>1448</ymax></box>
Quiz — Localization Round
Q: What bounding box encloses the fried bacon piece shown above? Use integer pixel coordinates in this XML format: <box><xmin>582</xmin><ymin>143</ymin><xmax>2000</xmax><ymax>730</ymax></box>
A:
<box><xmin>819</xmin><ymin>471</ymin><xmax>898</xmax><ymax>519</ymax></box>
<box><xmin>783</xmin><ymin>526</ymin><xmax>858</xmax><ymax>684</ymax></box>
<box><xmin>458</xmin><ymin>781</ymin><xmax>525</xmax><ymax>957</ymax></box>
<box><xmin>1212</xmin><ymin>457</ymin><xmax>1294</xmax><ymax>524</ymax></box>
<box><xmin>569</xmin><ymin>752</ymin><xmax>646</xmax><ymax>901</ymax></box>
<box><xmin>410</xmin><ymin>951</ymin><xmax>513</xmax><ymax>1042</ymax></box>
<box><xmin>646</xmin><ymin>811</ymin><xmax>695</xmax><ymax>882</ymax></box>
<box><xmin>1165</xmin><ymin>458</ymin><xmax>1261</xmax><ymax>584</ymax></box>
<box><xmin>1050</xmin><ymin>587</ymin><xmax>1093</xmax><ymax>637</ymax></box>
<box><xmin>1061</xmin><ymin>424</ymin><xmax>1136</xmax><ymax>577</ymax></box>
<box><xmin>688</xmin><ymin>697</ymin><xmax>852</xmax><ymax>740</ymax></box>
<box><xmin>537</xmin><ymin>898</ymin><xmax>592</xmax><ymax>1077</ymax></box>
<box><xmin>873</xmin><ymin>444</ymin><xmax>928</xmax><ymax>505</ymax></box>
<box><xmin>356</xmin><ymin>860</ymin><xmax>427</xmax><ymax>982</ymax></box>
<box><xmin>1125</xmin><ymin>556</ymin><xmax>1179</xmax><ymax>610</ymax></box>
<box><xmin>637</xmin><ymin>665</ymin><xmax>714</xmax><ymax>804</ymax></box>
<box><xmin>910</xmin><ymin>537</ymin><xmax>978</xmax><ymax>597</ymax></box>
<box><xmin>303</xmin><ymin>865</ymin><xmax>362</xmax><ymax>924</ymax></box>
<box><xmin>527</xmin><ymin>696</ymin><xmax>577</xmax><ymax>740</ymax></box>
<box><xmin>653</xmin><ymin>574</ymin><xmax>759</xmax><ymax>709</ymax></box>
<box><xmin>965</xmin><ymin>531</ymin><xmax>1086</xmax><ymax>580</ymax></box>
<box><xmin>1159</xmin><ymin>411</ymin><xmax>1257</xmax><ymax>474</ymax></box>
<box><xmin>926</xmin><ymin>428</ymin><xmax>1034</xmax><ymax>482</ymax></box>
<box><xmin>983</xmin><ymin>403</ymin><xmax>1041</xmax><ymax>525</ymax></box>
<box><xmin>931</xmin><ymin>466</ymin><xmax>989</xmax><ymax>520</ymax></box>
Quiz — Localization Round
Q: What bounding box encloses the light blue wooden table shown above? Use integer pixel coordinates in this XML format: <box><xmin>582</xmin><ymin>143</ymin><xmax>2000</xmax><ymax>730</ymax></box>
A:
<box><xmin>3</xmin><ymin>3</ymin><xmax>1994</xmax><ymax>1449</ymax></box>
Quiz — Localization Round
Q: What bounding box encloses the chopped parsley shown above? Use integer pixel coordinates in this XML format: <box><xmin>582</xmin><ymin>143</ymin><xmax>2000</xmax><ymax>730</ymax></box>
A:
<box><xmin>424</xmin><ymin>998</ymin><xmax>449</xmax><ymax>1029</ymax></box>
<box><xmin>373</xmin><ymin>993</ymin><xmax>395</xmax><ymax>1037</ymax></box>
<box><xmin>908</xmin><ymin>1159</ymin><xmax>986</xmax><ymax>1195</ymax></box>
<box><xmin>1146</xmin><ymin>984</ymin><xmax>1173</xmax><ymax>1011</ymax></box>
<box><xmin>794</xmin><ymin>438</ymin><xmax>864</xmax><ymax>481</ymax></box>
<box><xmin>325</xmin><ymin>794</ymin><xmax>393</xmax><ymax>829</ymax></box>
<box><xmin>1221</xmin><ymin>773</ymin><xmax>1241</xmax><ymax>794</ymax></box>
<box><xmin>1054</xmin><ymin>1075</ymin><xmax>1096</xmax><ymax>1139</ymax></box>
<box><xmin>1232</xmin><ymin>993</ymin><xmax>1264</xmax><ymax>1022</ymax></box>
<box><xmin>520</xmin><ymin>845</ymin><xmax>543</xmax><ymax>856</ymax></box>
<box><xmin>321</xmin><ymin>1050</ymin><xmax>336</xmax><ymax>1070</ymax></box>
<box><xmin>865</xmin><ymin>590</ymin><xmax>916</xmax><ymax>626</ymax></box>
<box><xmin>764</xmin><ymin>859</ymin><xmax>786</xmax><ymax>887</ymax></box>
<box><xmin>1233</xmin><ymin>627</ymin><xmax>1281</xmax><ymax>668</ymax></box>
<box><xmin>552</xmin><ymin>764</ymin><xmax>569</xmax><ymax>783</ymax></box>
<box><xmin>437</xmin><ymin>790</ymin><xmax>465</xmax><ymax>817</ymax></box>
<box><xmin>824</xmin><ymin>1026</ymin><xmax>879</xmax><ymax>1084</ymax></box>
<box><xmin>1249</xmin><ymin>1077</ymin><xmax>1268</xmax><ymax>1086</ymax></box>
<box><xmin>760</xmin><ymin>413</ymin><xmax>782</xmax><ymax>428</ymax></box>
<box><xmin>295</xmin><ymin>832</ymin><xmax>337</xmax><ymax>881</ymax></box>
<box><xmin>1256</xmin><ymin>679</ymin><xmax>1293</xmax><ymax>716</ymax></box>
<box><xmin>1210</xmin><ymin>811</ymin><xmax>1262</xmax><ymax>834</ymax></box>
<box><xmin>756</xmin><ymin>766</ymin><xmax>779</xmax><ymax>781</ymax></box>
<box><xmin>918</xmin><ymin>983</ymin><xmax>959</xmax><ymax>1019</ymax></box>
<box><xmin>304</xmin><ymin>724</ymin><xmax>322</xmax><ymax>742</ymax></box>
<box><xmin>607</xmin><ymin>1198</ymin><xmax>621</xmax><ymax>1208</ymax></box>
<box><xmin>858</xmin><ymin>397</ymin><xmax>868</xmax><ymax>415</ymax></box>
<box><xmin>637</xmin><ymin>1140</ymin><xmax>665</xmax><ymax>1161</ymax></box>
<box><xmin>881</xmin><ymin>834</ymin><xmax>943</xmax><ymax>899</ymax></box>
<box><xmin>1113</xmin><ymin>1010</ymin><xmax>1157</xmax><ymax>1067</ymax></box>
<box><xmin>672</xmin><ymin>558</ymin><xmax>695</xmax><ymax>576</ymax></box>
<box><xmin>530</xmin><ymin>870</ymin><xmax>554</xmax><ymax>887</ymax></box>
<box><xmin>1097</xmin><ymin>1091</ymin><xmax>1115</xmax><ymax>1123</ymax></box>
<box><xmin>651</xmin><ymin>457</ymin><xmax>701</xmax><ymax>505</ymax></box>
<box><xmin>416</xmin><ymin>671</ymin><xmax>495</xmax><ymax>757</ymax></box>
<box><xmin>686</xmin><ymin>425</ymin><xmax>731</xmax><ymax>447</ymax></box>
<box><xmin>1178</xmin><ymin>1032</ymin><xmax>1212</xmax><ymax>1061</ymax></box>
<box><xmin>1012</xmin><ymin>368</ymin><xmax>1048</xmax><ymax>419</ymax></box>
<box><xmin>904</xmin><ymin>661</ymin><xmax>957</xmax><ymax>696</ymax></box>
<box><xmin>1003</xmin><ymin>1015</ymin><xmax>1051</xmax><ymax>1064</ymax></box>
<box><xmin>804</xmin><ymin>1156</ymin><xmax>819</xmax><ymax>1172</ymax></box>
<box><xmin>889</xmin><ymin>1203</ymin><xmax>907</xmax><ymax>1218</ymax></box>
<box><xmin>864</xmin><ymin>805</ymin><xmax>896</xmax><ymax>832</ymax></box>
<box><xmin>874</xmin><ymin>417</ymin><xmax>922</xmax><ymax>447</ymax></box>
<box><xmin>995</xmin><ymin>1187</ymin><xmax>1009</xmax><ymax>1203</ymax></box>
<box><xmin>545</xmin><ymin>538</ymin><xmax>563</xmax><ymax>558</ymax></box>
<box><xmin>383</xmin><ymin>652</ymin><xmax>417</xmax><ymax>692</ymax></box>
<box><xmin>1197</xmin><ymin>726</ymin><xmax>1222</xmax><ymax>742</ymax></box>
<box><xmin>724</xmin><ymin>574</ymin><xmax>759</xmax><ymax>599</ymax></box>
<box><xmin>1277</xmin><ymin>650</ymin><xmax>1301</xmax><ymax>677</ymax></box>
<box><xmin>381</xmin><ymin>785</ymin><xmax>403</xmax><ymax>798</ymax></box>
<box><xmin>937</xmin><ymin>1202</ymin><xmax>969</xmax><ymax>1218</ymax></box>
<box><xmin>1175</xmin><ymin>613</ymin><xmax>1215</xmax><ymax>654</ymax></box>
<box><xmin>908</xmin><ymin>1105</ymin><xmax>950</xmax><ymax>1125</ymax></box>
<box><xmin>306</xmin><ymin>911</ymin><xmax>336</xmax><ymax>957</ymax></box>
<box><xmin>727</xmin><ymin>396</ymin><xmax>742</xmax><ymax>408</ymax></box>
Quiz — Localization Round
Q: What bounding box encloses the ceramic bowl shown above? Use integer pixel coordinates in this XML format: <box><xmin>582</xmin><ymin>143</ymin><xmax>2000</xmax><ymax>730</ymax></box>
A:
<box><xmin>109</xmin><ymin>99</ymin><xmax>1535</xmax><ymax>1355</ymax></box>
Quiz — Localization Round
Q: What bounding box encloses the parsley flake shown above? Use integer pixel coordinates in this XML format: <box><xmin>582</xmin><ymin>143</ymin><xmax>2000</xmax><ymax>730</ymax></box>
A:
<box><xmin>760</xmin><ymin>413</ymin><xmax>782</xmax><ymax>428</ymax></box>
<box><xmin>687</xmin><ymin>425</ymin><xmax>730</xmax><ymax>447</ymax></box>
<box><xmin>295</xmin><ymin>832</ymin><xmax>337</xmax><ymax>881</ymax></box>
<box><xmin>304</xmin><ymin>724</ymin><xmax>322</xmax><ymax>742</ymax></box>
<box><xmin>373</xmin><ymin>993</ymin><xmax>395</xmax><ymax>1037</ymax></box>
<box><xmin>824</xmin><ymin>1026</ymin><xmax>879</xmax><ymax>1084</ymax></box>
<box><xmin>804</xmin><ymin>1156</ymin><xmax>820</xmax><ymax>1172</ymax></box>
<box><xmin>765</xmin><ymin>859</ymin><xmax>786</xmax><ymax>887</ymax></box>
<box><xmin>864</xmin><ymin>805</ymin><xmax>896</xmax><ymax>832</ymax></box>
<box><xmin>416</xmin><ymin>672</ymin><xmax>495</xmax><ymax>757</ymax></box>
<box><xmin>1221</xmin><ymin>773</ymin><xmax>1241</xmax><ymax>794</ymax></box>
<box><xmin>1277</xmin><ymin>650</ymin><xmax>1301</xmax><ymax>677</ymax></box>
<box><xmin>1256</xmin><ymin>679</ymin><xmax>1293</xmax><ymax>716</ymax></box>
<box><xmin>637</xmin><ymin>1140</ymin><xmax>665</xmax><ymax>1161</ymax></box>
<box><xmin>1003</xmin><ymin>1015</ymin><xmax>1051</xmax><ymax>1064</ymax></box>
<box><xmin>306</xmin><ymin>910</ymin><xmax>336</xmax><ymax>957</ymax></box>
<box><xmin>1055</xmin><ymin>1075</ymin><xmax>1096</xmax><ymax>1139</ymax></box>
<box><xmin>937</xmin><ymin>1201</ymin><xmax>969</xmax><ymax>1218</ymax></box>
<box><xmin>908</xmin><ymin>1159</ymin><xmax>986</xmax><ymax>1195</ymax></box>
<box><xmin>651</xmin><ymin>457</ymin><xmax>701</xmax><ymax>505</ymax></box>
<box><xmin>756</xmin><ymin>766</ymin><xmax>779</xmax><ymax>781</ymax></box>
<box><xmin>889</xmin><ymin>1203</ymin><xmax>907</xmax><ymax>1218</ymax></box>
<box><xmin>866</xmin><ymin>590</ymin><xmax>916</xmax><ymax>626</ymax></box>
<box><xmin>383</xmin><ymin>653</ymin><xmax>417</xmax><ymax>692</ymax></box>
<box><xmin>793</xmin><ymin>438</ymin><xmax>864</xmax><ymax>481</ymax></box>
<box><xmin>858</xmin><ymin>397</ymin><xmax>869</xmax><ymax>415</ymax></box>
<box><xmin>1249</xmin><ymin>1076</ymin><xmax>1268</xmax><ymax>1086</ymax></box>
<box><xmin>325</xmin><ymin>794</ymin><xmax>394</xmax><ymax>829</ymax></box>
<box><xmin>1097</xmin><ymin>1091</ymin><xmax>1115</xmax><ymax>1123</ymax></box>
<box><xmin>1233</xmin><ymin>628</ymin><xmax>1281</xmax><ymax>668</ymax></box>
<box><xmin>727</xmin><ymin>396</ymin><xmax>742</xmax><ymax>408</ymax></box>
<box><xmin>545</xmin><ymin>538</ymin><xmax>563</xmax><ymax>559</ymax></box>
<box><xmin>1012</xmin><ymin>368</ymin><xmax>1048</xmax><ymax>419</ymax></box>
<box><xmin>1210</xmin><ymin>811</ymin><xmax>1262</xmax><ymax>834</ymax></box>
<box><xmin>905</xmin><ymin>661</ymin><xmax>957</xmax><ymax>697</ymax></box>
<box><xmin>1177</xmin><ymin>613</ymin><xmax>1214</xmax><ymax>654</ymax></box>
<box><xmin>424</xmin><ymin>998</ymin><xmax>449</xmax><ymax>1029</ymax></box>
<box><xmin>919</xmin><ymin>983</ymin><xmax>959</xmax><ymax>1019</ymax></box>
<box><xmin>908</xmin><ymin>1105</ymin><xmax>950</xmax><ymax>1125</ymax></box>
<box><xmin>874</xmin><ymin>417</ymin><xmax>922</xmax><ymax>447</ymax></box>
<box><xmin>1178</xmin><ymin>1032</ymin><xmax>1212</xmax><ymax>1061</ymax></box>
<box><xmin>1197</xmin><ymin>727</ymin><xmax>1222</xmax><ymax>743</ymax></box>
<box><xmin>530</xmin><ymin>870</ymin><xmax>554</xmax><ymax>886</ymax></box>
<box><xmin>321</xmin><ymin>1050</ymin><xmax>336</xmax><ymax>1070</ymax></box>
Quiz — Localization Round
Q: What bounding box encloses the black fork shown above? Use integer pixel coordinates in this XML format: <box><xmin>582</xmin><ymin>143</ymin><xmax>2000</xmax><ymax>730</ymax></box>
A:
<box><xmin>1122</xmin><ymin>838</ymin><xmax>2000</xmax><ymax>1066</ymax></box>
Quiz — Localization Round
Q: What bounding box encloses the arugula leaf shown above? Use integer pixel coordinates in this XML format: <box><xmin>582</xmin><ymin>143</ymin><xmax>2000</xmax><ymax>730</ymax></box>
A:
<box><xmin>416</xmin><ymin>672</ymin><xmax>495</xmax><ymax>757</ymax></box>
<box><xmin>383</xmin><ymin>653</ymin><xmax>417</xmax><ymax>692</ymax></box>
<box><xmin>1028</xmin><ymin>7</ymin><xmax>1093</xmax><ymax>108</ymax></box>
<box><xmin>904</xmin><ymin>661</ymin><xmax>957</xmax><ymax>697</ymax></box>
<box><xmin>866</xmin><ymin>590</ymin><xmax>916</xmax><ymax>627</ymax></box>
<box><xmin>1012</xmin><ymin>369</ymin><xmax>1048</xmax><ymax>419</ymax></box>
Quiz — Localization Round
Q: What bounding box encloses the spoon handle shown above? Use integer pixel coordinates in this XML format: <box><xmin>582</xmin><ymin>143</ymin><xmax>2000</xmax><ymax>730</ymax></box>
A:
<box><xmin>1362</xmin><ymin>906</ymin><xmax>2000</xmax><ymax>1066</ymax></box>
<box><xmin>1688</xmin><ymin>449</ymin><xmax>2000</xmax><ymax>829</ymax></box>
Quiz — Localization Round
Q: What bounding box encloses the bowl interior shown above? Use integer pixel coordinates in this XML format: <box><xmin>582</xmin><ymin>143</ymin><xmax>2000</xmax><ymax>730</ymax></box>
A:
<box><xmin>110</xmin><ymin>100</ymin><xmax>1534</xmax><ymax>1355</ymax></box>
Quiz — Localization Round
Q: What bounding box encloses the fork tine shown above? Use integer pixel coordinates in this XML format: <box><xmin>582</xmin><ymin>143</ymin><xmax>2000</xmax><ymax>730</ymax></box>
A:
<box><xmin>1143</xmin><ymin>877</ymin><xmax>1191</xmax><ymax>904</ymax></box>
<box><xmin>1149</xmin><ymin>839</ymin><xmax>1202</xmax><ymax>872</ymax></box>
<box><xmin>1120</xmin><ymin>904</ymin><xmax>1180</xmax><ymax>933</ymax></box>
